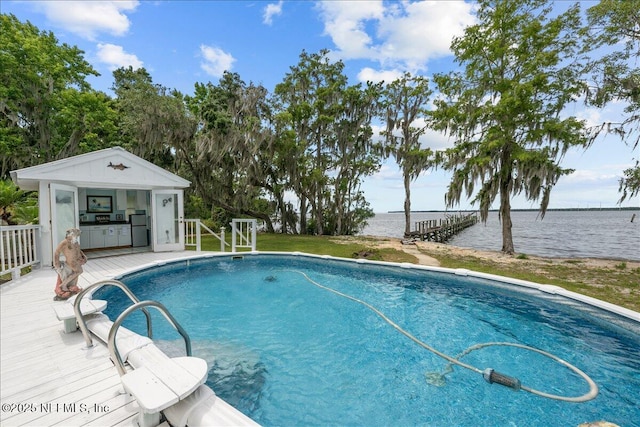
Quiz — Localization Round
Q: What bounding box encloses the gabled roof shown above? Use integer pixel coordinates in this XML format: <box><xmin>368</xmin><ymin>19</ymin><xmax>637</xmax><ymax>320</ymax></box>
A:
<box><xmin>10</xmin><ymin>147</ymin><xmax>190</xmax><ymax>191</ymax></box>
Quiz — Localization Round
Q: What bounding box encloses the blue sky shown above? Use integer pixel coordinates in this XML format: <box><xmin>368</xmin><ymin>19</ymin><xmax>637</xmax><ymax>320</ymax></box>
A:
<box><xmin>3</xmin><ymin>0</ymin><xmax>638</xmax><ymax>212</ymax></box>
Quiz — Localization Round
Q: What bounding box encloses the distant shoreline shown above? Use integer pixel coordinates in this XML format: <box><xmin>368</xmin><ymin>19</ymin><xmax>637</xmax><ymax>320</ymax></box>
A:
<box><xmin>386</xmin><ymin>207</ymin><xmax>639</xmax><ymax>213</ymax></box>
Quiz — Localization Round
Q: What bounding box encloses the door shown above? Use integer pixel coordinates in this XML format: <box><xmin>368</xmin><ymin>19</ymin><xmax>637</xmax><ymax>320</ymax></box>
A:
<box><xmin>151</xmin><ymin>189</ymin><xmax>184</xmax><ymax>251</ymax></box>
<box><xmin>50</xmin><ymin>183</ymin><xmax>79</xmax><ymax>255</ymax></box>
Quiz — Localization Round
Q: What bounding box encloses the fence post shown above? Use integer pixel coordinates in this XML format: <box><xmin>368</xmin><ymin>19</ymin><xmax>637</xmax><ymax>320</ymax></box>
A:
<box><xmin>195</xmin><ymin>219</ymin><xmax>202</xmax><ymax>252</ymax></box>
<box><xmin>251</xmin><ymin>220</ymin><xmax>257</xmax><ymax>251</ymax></box>
<box><xmin>220</xmin><ymin>228</ymin><xmax>225</xmax><ymax>252</ymax></box>
<box><xmin>231</xmin><ymin>222</ymin><xmax>236</xmax><ymax>252</ymax></box>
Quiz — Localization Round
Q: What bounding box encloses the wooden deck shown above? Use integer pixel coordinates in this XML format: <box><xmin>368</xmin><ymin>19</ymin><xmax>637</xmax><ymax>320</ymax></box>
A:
<box><xmin>0</xmin><ymin>251</ymin><xmax>242</xmax><ymax>427</ymax></box>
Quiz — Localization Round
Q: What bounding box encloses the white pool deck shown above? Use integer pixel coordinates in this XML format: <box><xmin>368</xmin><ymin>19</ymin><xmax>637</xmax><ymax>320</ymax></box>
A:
<box><xmin>0</xmin><ymin>251</ymin><xmax>256</xmax><ymax>427</ymax></box>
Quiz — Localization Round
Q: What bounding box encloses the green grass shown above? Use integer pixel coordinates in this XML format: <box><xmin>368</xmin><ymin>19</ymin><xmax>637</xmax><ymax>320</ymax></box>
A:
<box><xmin>421</xmin><ymin>252</ymin><xmax>640</xmax><ymax>313</ymax></box>
<box><xmin>198</xmin><ymin>233</ymin><xmax>416</xmax><ymax>263</ymax></box>
<box><xmin>0</xmin><ymin>266</ymin><xmax>33</xmax><ymax>284</ymax></box>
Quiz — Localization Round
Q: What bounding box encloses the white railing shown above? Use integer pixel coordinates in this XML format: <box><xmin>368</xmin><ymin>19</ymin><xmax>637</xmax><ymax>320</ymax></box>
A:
<box><xmin>231</xmin><ymin>219</ymin><xmax>257</xmax><ymax>252</ymax></box>
<box><xmin>184</xmin><ymin>219</ymin><xmax>229</xmax><ymax>252</ymax></box>
<box><xmin>1</xmin><ymin>225</ymin><xmax>42</xmax><ymax>280</ymax></box>
<box><xmin>1</xmin><ymin>218</ymin><xmax>254</xmax><ymax>280</ymax></box>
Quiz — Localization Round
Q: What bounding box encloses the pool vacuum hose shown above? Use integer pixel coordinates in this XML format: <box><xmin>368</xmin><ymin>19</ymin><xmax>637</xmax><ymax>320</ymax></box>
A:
<box><xmin>282</xmin><ymin>270</ymin><xmax>599</xmax><ymax>403</ymax></box>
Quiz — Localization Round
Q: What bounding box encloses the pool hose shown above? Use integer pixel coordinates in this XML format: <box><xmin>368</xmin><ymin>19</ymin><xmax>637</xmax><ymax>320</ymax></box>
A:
<box><xmin>283</xmin><ymin>270</ymin><xmax>599</xmax><ymax>403</ymax></box>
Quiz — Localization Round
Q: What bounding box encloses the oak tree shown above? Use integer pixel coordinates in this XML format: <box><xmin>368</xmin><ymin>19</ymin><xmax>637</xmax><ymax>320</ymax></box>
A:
<box><xmin>0</xmin><ymin>14</ymin><xmax>106</xmax><ymax>177</ymax></box>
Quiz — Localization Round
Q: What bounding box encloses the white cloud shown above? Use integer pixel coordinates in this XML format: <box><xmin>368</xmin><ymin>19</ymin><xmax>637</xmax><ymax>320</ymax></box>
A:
<box><xmin>357</xmin><ymin>67</ymin><xmax>403</xmax><ymax>84</ymax></box>
<box><xmin>316</xmin><ymin>1</ymin><xmax>385</xmax><ymax>59</ymax></box>
<box><xmin>96</xmin><ymin>43</ymin><xmax>143</xmax><ymax>71</ymax></box>
<box><xmin>263</xmin><ymin>1</ymin><xmax>284</xmax><ymax>25</ymax></box>
<box><xmin>199</xmin><ymin>45</ymin><xmax>236</xmax><ymax>77</ymax></box>
<box><xmin>35</xmin><ymin>1</ymin><xmax>139</xmax><ymax>40</ymax></box>
<box><xmin>378</xmin><ymin>1</ymin><xmax>476</xmax><ymax>68</ymax></box>
<box><xmin>371</xmin><ymin>163</ymin><xmax>403</xmax><ymax>182</ymax></box>
<box><xmin>420</xmin><ymin>127</ymin><xmax>453</xmax><ymax>151</ymax></box>
<box><xmin>575</xmin><ymin>106</ymin><xmax>603</xmax><ymax>129</ymax></box>
<box><xmin>562</xmin><ymin>168</ymin><xmax>623</xmax><ymax>186</ymax></box>
<box><xmin>317</xmin><ymin>0</ymin><xmax>476</xmax><ymax>71</ymax></box>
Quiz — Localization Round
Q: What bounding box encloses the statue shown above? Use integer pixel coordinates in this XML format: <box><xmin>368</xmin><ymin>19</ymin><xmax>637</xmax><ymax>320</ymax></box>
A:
<box><xmin>53</xmin><ymin>228</ymin><xmax>88</xmax><ymax>301</ymax></box>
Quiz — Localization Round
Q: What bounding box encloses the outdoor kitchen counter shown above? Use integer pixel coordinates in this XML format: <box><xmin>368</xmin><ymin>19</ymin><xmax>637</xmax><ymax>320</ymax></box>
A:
<box><xmin>79</xmin><ymin>223</ymin><xmax>132</xmax><ymax>249</ymax></box>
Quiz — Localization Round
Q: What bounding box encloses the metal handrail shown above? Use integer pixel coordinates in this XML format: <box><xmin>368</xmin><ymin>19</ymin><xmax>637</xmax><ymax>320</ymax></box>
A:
<box><xmin>108</xmin><ymin>300</ymin><xmax>193</xmax><ymax>377</ymax></box>
<box><xmin>74</xmin><ymin>279</ymin><xmax>153</xmax><ymax>348</ymax></box>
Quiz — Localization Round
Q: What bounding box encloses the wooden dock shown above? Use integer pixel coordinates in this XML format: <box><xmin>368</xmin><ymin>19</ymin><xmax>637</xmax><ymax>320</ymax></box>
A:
<box><xmin>405</xmin><ymin>213</ymin><xmax>478</xmax><ymax>242</ymax></box>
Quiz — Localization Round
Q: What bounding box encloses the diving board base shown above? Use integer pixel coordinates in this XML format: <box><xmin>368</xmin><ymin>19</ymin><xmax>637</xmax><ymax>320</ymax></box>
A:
<box><xmin>120</xmin><ymin>356</ymin><xmax>208</xmax><ymax>427</ymax></box>
<box><xmin>53</xmin><ymin>299</ymin><xmax>108</xmax><ymax>333</ymax></box>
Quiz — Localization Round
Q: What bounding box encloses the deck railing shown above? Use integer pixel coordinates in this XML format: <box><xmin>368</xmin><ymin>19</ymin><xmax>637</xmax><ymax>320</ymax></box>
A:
<box><xmin>184</xmin><ymin>219</ymin><xmax>229</xmax><ymax>252</ymax></box>
<box><xmin>0</xmin><ymin>225</ymin><xmax>42</xmax><ymax>280</ymax></box>
<box><xmin>2</xmin><ymin>218</ymin><xmax>250</xmax><ymax>281</ymax></box>
<box><xmin>231</xmin><ymin>218</ymin><xmax>257</xmax><ymax>252</ymax></box>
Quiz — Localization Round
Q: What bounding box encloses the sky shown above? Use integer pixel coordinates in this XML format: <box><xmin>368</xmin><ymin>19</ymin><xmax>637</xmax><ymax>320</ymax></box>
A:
<box><xmin>3</xmin><ymin>0</ymin><xmax>638</xmax><ymax>213</ymax></box>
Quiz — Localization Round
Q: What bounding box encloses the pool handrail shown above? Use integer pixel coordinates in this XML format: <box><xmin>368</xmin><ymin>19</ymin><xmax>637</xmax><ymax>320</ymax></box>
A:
<box><xmin>108</xmin><ymin>300</ymin><xmax>193</xmax><ymax>377</ymax></box>
<box><xmin>74</xmin><ymin>279</ymin><xmax>153</xmax><ymax>348</ymax></box>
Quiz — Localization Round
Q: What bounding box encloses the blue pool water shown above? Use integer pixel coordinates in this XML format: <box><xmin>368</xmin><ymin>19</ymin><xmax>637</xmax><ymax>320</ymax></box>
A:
<box><xmin>95</xmin><ymin>254</ymin><xmax>640</xmax><ymax>427</ymax></box>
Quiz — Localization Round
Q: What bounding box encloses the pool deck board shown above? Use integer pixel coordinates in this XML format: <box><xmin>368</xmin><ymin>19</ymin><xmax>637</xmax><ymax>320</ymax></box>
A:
<box><xmin>0</xmin><ymin>251</ymin><xmax>243</xmax><ymax>427</ymax></box>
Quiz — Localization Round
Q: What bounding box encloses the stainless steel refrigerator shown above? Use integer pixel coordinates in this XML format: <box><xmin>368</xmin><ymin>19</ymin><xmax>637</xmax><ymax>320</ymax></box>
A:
<box><xmin>130</xmin><ymin>214</ymin><xmax>147</xmax><ymax>247</ymax></box>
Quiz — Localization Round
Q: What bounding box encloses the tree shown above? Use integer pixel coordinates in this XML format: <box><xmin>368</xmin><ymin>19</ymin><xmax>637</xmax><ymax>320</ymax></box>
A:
<box><xmin>380</xmin><ymin>73</ymin><xmax>434</xmax><ymax>236</ymax></box>
<box><xmin>274</xmin><ymin>50</ymin><xmax>344</xmax><ymax>235</ymax></box>
<box><xmin>0</xmin><ymin>179</ymin><xmax>25</xmax><ymax>225</ymax></box>
<box><xmin>0</xmin><ymin>179</ymin><xmax>37</xmax><ymax>225</ymax></box>
<box><xmin>52</xmin><ymin>89</ymin><xmax>118</xmax><ymax>158</ymax></box>
<box><xmin>327</xmin><ymin>81</ymin><xmax>382</xmax><ymax>235</ymax></box>
<box><xmin>431</xmin><ymin>0</ymin><xmax>588</xmax><ymax>254</ymax></box>
<box><xmin>274</xmin><ymin>50</ymin><xmax>380</xmax><ymax>235</ymax></box>
<box><xmin>184</xmin><ymin>72</ymin><xmax>277</xmax><ymax>230</ymax></box>
<box><xmin>584</xmin><ymin>0</ymin><xmax>640</xmax><ymax>202</ymax></box>
<box><xmin>0</xmin><ymin>14</ymin><xmax>104</xmax><ymax>177</ymax></box>
<box><xmin>112</xmin><ymin>67</ymin><xmax>195</xmax><ymax>171</ymax></box>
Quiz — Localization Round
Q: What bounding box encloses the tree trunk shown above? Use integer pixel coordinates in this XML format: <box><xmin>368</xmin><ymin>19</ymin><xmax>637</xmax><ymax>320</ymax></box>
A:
<box><xmin>299</xmin><ymin>197</ymin><xmax>308</xmax><ymax>234</ymax></box>
<box><xmin>403</xmin><ymin>171</ymin><xmax>412</xmax><ymax>236</ymax></box>
<box><xmin>499</xmin><ymin>186</ymin><xmax>515</xmax><ymax>254</ymax></box>
<box><xmin>277</xmin><ymin>195</ymin><xmax>288</xmax><ymax>234</ymax></box>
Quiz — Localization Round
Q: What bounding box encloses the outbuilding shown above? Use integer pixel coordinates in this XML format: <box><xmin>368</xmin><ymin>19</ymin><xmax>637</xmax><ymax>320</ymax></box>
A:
<box><xmin>10</xmin><ymin>147</ymin><xmax>190</xmax><ymax>267</ymax></box>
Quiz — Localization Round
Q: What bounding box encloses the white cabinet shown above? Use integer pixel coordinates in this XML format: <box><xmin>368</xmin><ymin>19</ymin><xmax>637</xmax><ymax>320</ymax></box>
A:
<box><xmin>136</xmin><ymin>190</ymin><xmax>148</xmax><ymax>211</ymax></box>
<box><xmin>116</xmin><ymin>190</ymin><xmax>127</xmax><ymax>210</ymax></box>
<box><xmin>118</xmin><ymin>225</ymin><xmax>132</xmax><ymax>246</ymax></box>
<box><xmin>89</xmin><ymin>227</ymin><xmax>104</xmax><ymax>248</ymax></box>
<box><xmin>79</xmin><ymin>226</ymin><xmax>103</xmax><ymax>249</ymax></box>
<box><xmin>105</xmin><ymin>227</ymin><xmax>118</xmax><ymax>247</ymax></box>
<box><xmin>80</xmin><ymin>225</ymin><xmax>131</xmax><ymax>249</ymax></box>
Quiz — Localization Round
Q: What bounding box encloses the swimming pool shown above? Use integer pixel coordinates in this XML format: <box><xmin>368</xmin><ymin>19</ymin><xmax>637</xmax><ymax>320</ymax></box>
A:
<box><xmin>95</xmin><ymin>253</ymin><xmax>640</xmax><ymax>427</ymax></box>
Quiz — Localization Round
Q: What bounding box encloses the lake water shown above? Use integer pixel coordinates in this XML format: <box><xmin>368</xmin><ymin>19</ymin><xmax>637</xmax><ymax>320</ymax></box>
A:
<box><xmin>360</xmin><ymin>210</ymin><xmax>640</xmax><ymax>261</ymax></box>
